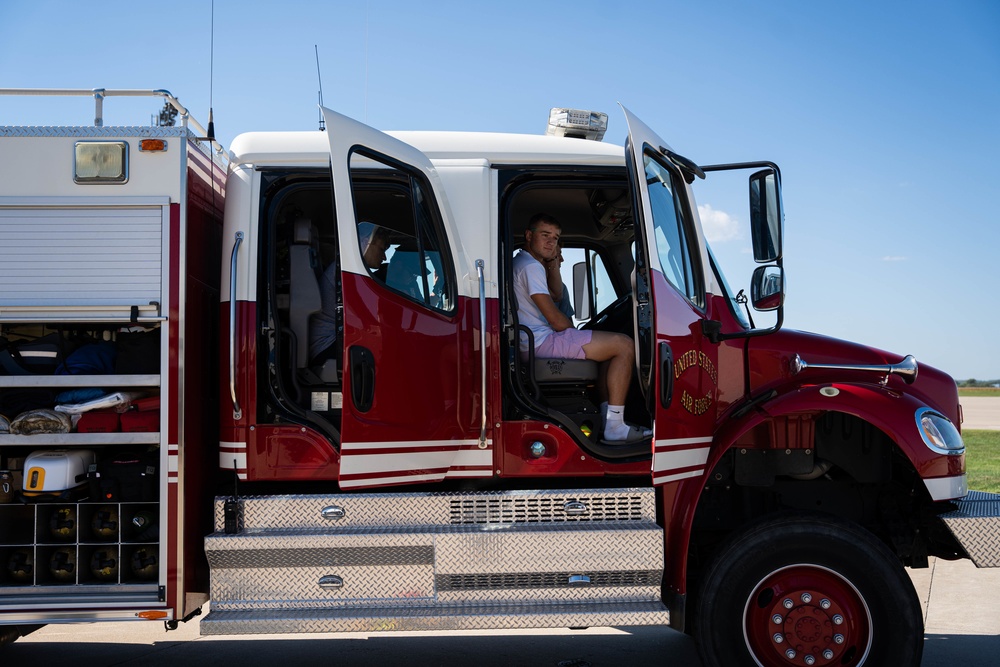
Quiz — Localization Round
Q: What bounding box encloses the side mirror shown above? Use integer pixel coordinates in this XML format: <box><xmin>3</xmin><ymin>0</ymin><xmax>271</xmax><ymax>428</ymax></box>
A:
<box><xmin>573</xmin><ymin>261</ymin><xmax>591</xmax><ymax>321</ymax></box>
<box><xmin>749</xmin><ymin>168</ymin><xmax>783</xmax><ymax>263</ymax></box>
<box><xmin>751</xmin><ymin>265</ymin><xmax>783</xmax><ymax>311</ymax></box>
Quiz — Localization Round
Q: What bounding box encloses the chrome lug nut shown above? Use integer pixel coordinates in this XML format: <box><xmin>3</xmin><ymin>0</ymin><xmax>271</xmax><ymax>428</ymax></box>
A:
<box><xmin>783</xmin><ymin>598</ymin><xmax>794</xmax><ymax>609</ymax></box>
<box><xmin>785</xmin><ymin>648</ymin><xmax>797</xmax><ymax>660</ymax></box>
<box><xmin>800</xmin><ymin>592</ymin><xmax>812</xmax><ymax>604</ymax></box>
<box><xmin>832</xmin><ymin>614</ymin><xmax>844</xmax><ymax>625</ymax></box>
<box><xmin>820</xmin><ymin>598</ymin><xmax>832</xmax><ymax>609</ymax></box>
<box><xmin>823</xmin><ymin>649</ymin><xmax>835</xmax><ymax>659</ymax></box>
<box><xmin>804</xmin><ymin>656</ymin><xmax>816</xmax><ymax>666</ymax></box>
<box><xmin>773</xmin><ymin>633</ymin><xmax>784</xmax><ymax>644</ymax></box>
<box><xmin>772</xmin><ymin>614</ymin><xmax>783</xmax><ymax>624</ymax></box>
<box><xmin>834</xmin><ymin>633</ymin><xmax>845</xmax><ymax>644</ymax></box>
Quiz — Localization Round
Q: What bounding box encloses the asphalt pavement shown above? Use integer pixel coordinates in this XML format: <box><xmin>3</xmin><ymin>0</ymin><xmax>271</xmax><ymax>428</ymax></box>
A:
<box><xmin>5</xmin><ymin>398</ymin><xmax>999</xmax><ymax>665</ymax></box>
<box><xmin>963</xmin><ymin>396</ymin><xmax>1000</xmax><ymax>430</ymax></box>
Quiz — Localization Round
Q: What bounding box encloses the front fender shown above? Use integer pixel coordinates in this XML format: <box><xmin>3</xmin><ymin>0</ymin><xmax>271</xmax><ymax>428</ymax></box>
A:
<box><xmin>712</xmin><ymin>382</ymin><xmax>964</xmax><ymax>483</ymax></box>
<box><xmin>664</xmin><ymin>381</ymin><xmax>965</xmax><ymax>609</ymax></box>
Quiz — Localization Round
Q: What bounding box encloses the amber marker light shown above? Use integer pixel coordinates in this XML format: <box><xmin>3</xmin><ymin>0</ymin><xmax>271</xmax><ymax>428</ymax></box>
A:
<box><xmin>139</xmin><ymin>139</ymin><xmax>167</xmax><ymax>152</ymax></box>
<box><xmin>136</xmin><ymin>610</ymin><xmax>169</xmax><ymax>620</ymax></box>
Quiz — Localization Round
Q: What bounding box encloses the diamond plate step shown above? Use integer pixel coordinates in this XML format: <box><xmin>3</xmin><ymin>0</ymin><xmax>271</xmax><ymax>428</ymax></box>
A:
<box><xmin>206</xmin><ymin>523</ymin><xmax>664</xmax><ymax>609</ymax></box>
<box><xmin>204</xmin><ymin>489</ymin><xmax>667</xmax><ymax>634</ymax></box>
<box><xmin>200</xmin><ymin>600</ymin><xmax>670</xmax><ymax>635</ymax></box>
<box><xmin>213</xmin><ymin>488</ymin><xmax>656</xmax><ymax>532</ymax></box>
<box><xmin>940</xmin><ymin>490</ymin><xmax>1000</xmax><ymax>567</ymax></box>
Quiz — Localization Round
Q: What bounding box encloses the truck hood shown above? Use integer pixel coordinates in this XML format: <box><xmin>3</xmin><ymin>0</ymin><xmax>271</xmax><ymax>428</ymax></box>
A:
<box><xmin>746</xmin><ymin>329</ymin><xmax>960</xmax><ymax>424</ymax></box>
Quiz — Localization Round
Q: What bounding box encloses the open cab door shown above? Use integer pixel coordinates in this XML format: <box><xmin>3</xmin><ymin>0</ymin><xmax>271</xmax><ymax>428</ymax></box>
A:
<box><xmin>321</xmin><ymin>107</ymin><xmax>492</xmax><ymax>490</ymax></box>
<box><xmin>621</xmin><ymin>106</ymin><xmax>717</xmax><ymax>485</ymax></box>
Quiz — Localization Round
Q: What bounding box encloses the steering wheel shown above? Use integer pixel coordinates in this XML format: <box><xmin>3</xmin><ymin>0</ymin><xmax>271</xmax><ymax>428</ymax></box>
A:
<box><xmin>585</xmin><ymin>292</ymin><xmax>632</xmax><ymax>330</ymax></box>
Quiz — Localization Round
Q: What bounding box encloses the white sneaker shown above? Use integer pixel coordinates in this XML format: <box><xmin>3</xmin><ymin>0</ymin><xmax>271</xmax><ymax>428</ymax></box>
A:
<box><xmin>603</xmin><ymin>422</ymin><xmax>653</xmax><ymax>443</ymax></box>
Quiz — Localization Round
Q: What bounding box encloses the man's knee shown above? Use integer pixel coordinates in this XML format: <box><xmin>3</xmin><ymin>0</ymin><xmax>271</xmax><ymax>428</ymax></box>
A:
<box><xmin>611</xmin><ymin>332</ymin><xmax>634</xmax><ymax>358</ymax></box>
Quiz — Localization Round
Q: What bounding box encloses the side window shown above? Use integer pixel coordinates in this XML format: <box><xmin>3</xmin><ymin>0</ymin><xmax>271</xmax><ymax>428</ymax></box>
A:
<box><xmin>643</xmin><ymin>153</ymin><xmax>701</xmax><ymax>306</ymax></box>
<box><xmin>348</xmin><ymin>151</ymin><xmax>454</xmax><ymax>312</ymax></box>
<box><xmin>562</xmin><ymin>246</ymin><xmax>619</xmax><ymax>324</ymax></box>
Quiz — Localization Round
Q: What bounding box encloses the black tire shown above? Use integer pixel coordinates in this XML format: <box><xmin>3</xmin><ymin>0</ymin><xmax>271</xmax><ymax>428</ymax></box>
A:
<box><xmin>0</xmin><ymin>624</ymin><xmax>43</xmax><ymax>649</ymax></box>
<box><xmin>693</xmin><ymin>512</ymin><xmax>923</xmax><ymax>667</ymax></box>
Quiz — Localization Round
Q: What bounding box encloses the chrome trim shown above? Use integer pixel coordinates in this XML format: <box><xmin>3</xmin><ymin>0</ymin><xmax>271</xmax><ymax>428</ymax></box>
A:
<box><xmin>792</xmin><ymin>353</ymin><xmax>918</xmax><ymax>385</ymax></box>
<box><xmin>563</xmin><ymin>500</ymin><xmax>588</xmax><ymax>516</ymax></box>
<box><xmin>924</xmin><ymin>474</ymin><xmax>968</xmax><ymax>501</ymax></box>
<box><xmin>915</xmin><ymin>407</ymin><xmax>965</xmax><ymax>455</ymax></box>
<box><xmin>229</xmin><ymin>231</ymin><xmax>244</xmax><ymax>421</ymax></box>
<box><xmin>476</xmin><ymin>259</ymin><xmax>488</xmax><ymax>450</ymax></box>
<box><xmin>321</xmin><ymin>506</ymin><xmax>346</xmax><ymax>520</ymax></box>
<box><xmin>318</xmin><ymin>575</ymin><xmax>344</xmax><ymax>590</ymax></box>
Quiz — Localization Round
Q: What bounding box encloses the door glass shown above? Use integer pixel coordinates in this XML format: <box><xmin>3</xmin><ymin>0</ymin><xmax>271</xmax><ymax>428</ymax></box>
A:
<box><xmin>643</xmin><ymin>153</ymin><xmax>701</xmax><ymax>307</ymax></box>
<box><xmin>348</xmin><ymin>150</ymin><xmax>454</xmax><ymax>313</ymax></box>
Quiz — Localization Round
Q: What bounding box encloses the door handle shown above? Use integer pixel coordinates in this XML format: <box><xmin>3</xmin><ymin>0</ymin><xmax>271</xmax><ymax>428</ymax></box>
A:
<box><xmin>349</xmin><ymin>346</ymin><xmax>375</xmax><ymax>412</ymax></box>
<box><xmin>659</xmin><ymin>342</ymin><xmax>674</xmax><ymax>409</ymax></box>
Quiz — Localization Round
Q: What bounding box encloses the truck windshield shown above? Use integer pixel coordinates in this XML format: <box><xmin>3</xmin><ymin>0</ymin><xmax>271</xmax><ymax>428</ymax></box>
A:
<box><xmin>708</xmin><ymin>245</ymin><xmax>751</xmax><ymax>330</ymax></box>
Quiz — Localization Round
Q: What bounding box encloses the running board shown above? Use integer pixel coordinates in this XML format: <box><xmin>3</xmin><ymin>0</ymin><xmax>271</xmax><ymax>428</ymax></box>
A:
<box><xmin>201</xmin><ymin>600</ymin><xmax>669</xmax><ymax>635</ymax></box>
<box><xmin>940</xmin><ymin>490</ymin><xmax>1000</xmax><ymax>567</ymax></box>
<box><xmin>203</xmin><ymin>488</ymin><xmax>668</xmax><ymax>635</ymax></box>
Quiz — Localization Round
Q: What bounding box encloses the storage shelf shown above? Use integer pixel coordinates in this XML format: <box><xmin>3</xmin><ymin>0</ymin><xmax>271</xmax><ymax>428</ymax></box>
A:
<box><xmin>0</xmin><ymin>433</ymin><xmax>159</xmax><ymax>447</ymax></box>
<box><xmin>0</xmin><ymin>374</ymin><xmax>159</xmax><ymax>388</ymax></box>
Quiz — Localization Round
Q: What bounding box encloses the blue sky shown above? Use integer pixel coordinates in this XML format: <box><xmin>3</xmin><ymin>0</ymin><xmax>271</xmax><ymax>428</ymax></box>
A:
<box><xmin>2</xmin><ymin>0</ymin><xmax>998</xmax><ymax>380</ymax></box>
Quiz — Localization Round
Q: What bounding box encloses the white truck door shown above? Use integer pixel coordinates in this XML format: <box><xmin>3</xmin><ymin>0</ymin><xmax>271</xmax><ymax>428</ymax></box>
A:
<box><xmin>622</xmin><ymin>106</ymin><xmax>717</xmax><ymax>486</ymax></box>
<box><xmin>321</xmin><ymin>107</ymin><xmax>492</xmax><ymax>490</ymax></box>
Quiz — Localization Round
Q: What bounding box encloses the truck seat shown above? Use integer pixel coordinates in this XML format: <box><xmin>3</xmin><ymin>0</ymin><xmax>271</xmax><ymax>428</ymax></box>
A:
<box><xmin>288</xmin><ymin>218</ymin><xmax>322</xmax><ymax>370</ymax></box>
<box><xmin>519</xmin><ymin>325</ymin><xmax>598</xmax><ymax>400</ymax></box>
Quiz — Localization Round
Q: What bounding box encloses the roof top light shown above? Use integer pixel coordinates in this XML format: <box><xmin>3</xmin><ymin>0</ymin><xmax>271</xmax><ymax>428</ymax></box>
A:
<box><xmin>545</xmin><ymin>108</ymin><xmax>608</xmax><ymax>141</ymax></box>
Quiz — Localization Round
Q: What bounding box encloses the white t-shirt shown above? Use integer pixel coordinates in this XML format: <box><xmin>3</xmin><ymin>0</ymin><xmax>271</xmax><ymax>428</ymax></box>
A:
<box><xmin>513</xmin><ymin>250</ymin><xmax>553</xmax><ymax>350</ymax></box>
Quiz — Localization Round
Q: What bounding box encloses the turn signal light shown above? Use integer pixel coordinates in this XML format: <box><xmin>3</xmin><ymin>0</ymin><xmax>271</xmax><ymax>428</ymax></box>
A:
<box><xmin>139</xmin><ymin>139</ymin><xmax>167</xmax><ymax>152</ymax></box>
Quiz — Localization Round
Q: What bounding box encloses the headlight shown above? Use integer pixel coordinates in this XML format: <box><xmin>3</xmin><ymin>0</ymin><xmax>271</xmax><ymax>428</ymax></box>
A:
<box><xmin>915</xmin><ymin>407</ymin><xmax>964</xmax><ymax>454</ymax></box>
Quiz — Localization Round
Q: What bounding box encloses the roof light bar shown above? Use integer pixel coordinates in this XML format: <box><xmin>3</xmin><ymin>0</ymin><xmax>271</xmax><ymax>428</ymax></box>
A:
<box><xmin>545</xmin><ymin>107</ymin><xmax>608</xmax><ymax>141</ymax></box>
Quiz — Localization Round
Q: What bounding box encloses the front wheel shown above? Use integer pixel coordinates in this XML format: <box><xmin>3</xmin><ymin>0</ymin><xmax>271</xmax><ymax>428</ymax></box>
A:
<box><xmin>693</xmin><ymin>513</ymin><xmax>923</xmax><ymax>667</ymax></box>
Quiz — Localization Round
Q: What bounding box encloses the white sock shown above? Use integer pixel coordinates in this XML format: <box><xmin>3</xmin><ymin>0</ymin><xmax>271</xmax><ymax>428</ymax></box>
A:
<box><xmin>604</xmin><ymin>405</ymin><xmax>625</xmax><ymax>439</ymax></box>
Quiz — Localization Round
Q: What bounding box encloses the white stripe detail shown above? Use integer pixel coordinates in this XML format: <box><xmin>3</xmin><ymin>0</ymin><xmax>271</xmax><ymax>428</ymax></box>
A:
<box><xmin>344</xmin><ymin>439</ymin><xmax>488</xmax><ymax>451</ymax></box>
<box><xmin>340</xmin><ymin>468</ymin><xmax>492</xmax><ymax>489</ymax></box>
<box><xmin>654</xmin><ymin>436</ymin><xmax>713</xmax><ymax>449</ymax></box>
<box><xmin>924</xmin><ymin>474</ymin><xmax>968</xmax><ymax>501</ymax></box>
<box><xmin>653</xmin><ymin>446</ymin><xmax>710</xmax><ymax>472</ymax></box>
<box><xmin>340</xmin><ymin>448</ymin><xmax>492</xmax><ymax>477</ymax></box>
<box><xmin>218</xmin><ymin>451</ymin><xmax>247</xmax><ymax>471</ymax></box>
<box><xmin>653</xmin><ymin>469</ymin><xmax>705</xmax><ymax>485</ymax></box>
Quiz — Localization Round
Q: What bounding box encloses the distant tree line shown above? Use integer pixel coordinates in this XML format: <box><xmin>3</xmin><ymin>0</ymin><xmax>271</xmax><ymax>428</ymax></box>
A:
<box><xmin>958</xmin><ymin>379</ymin><xmax>1000</xmax><ymax>387</ymax></box>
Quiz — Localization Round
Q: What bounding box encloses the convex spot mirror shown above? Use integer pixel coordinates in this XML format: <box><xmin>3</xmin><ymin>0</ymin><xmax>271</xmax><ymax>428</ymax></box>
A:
<box><xmin>751</xmin><ymin>265</ymin><xmax>783</xmax><ymax>311</ymax></box>
<box><xmin>749</xmin><ymin>168</ymin><xmax>783</xmax><ymax>263</ymax></box>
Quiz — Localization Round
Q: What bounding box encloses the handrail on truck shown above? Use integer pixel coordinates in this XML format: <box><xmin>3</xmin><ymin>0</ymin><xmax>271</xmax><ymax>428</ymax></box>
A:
<box><xmin>0</xmin><ymin>87</ymin><xmax>226</xmax><ymax>159</ymax></box>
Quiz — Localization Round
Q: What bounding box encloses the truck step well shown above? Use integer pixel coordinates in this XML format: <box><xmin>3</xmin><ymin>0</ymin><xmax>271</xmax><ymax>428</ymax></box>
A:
<box><xmin>203</xmin><ymin>489</ymin><xmax>668</xmax><ymax>634</ymax></box>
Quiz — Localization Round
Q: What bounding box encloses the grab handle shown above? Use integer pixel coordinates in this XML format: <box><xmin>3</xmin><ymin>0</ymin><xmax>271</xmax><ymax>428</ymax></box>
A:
<box><xmin>476</xmin><ymin>259</ymin><xmax>488</xmax><ymax>450</ymax></box>
<box><xmin>229</xmin><ymin>231</ymin><xmax>244</xmax><ymax>420</ymax></box>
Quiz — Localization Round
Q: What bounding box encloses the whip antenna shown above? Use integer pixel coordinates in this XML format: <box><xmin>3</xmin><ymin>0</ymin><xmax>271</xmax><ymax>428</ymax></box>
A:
<box><xmin>206</xmin><ymin>0</ymin><xmax>216</xmax><ymax>142</ymax></box>
<box><xmin>315</xmin><ymin>45</ymin><xmax>325</xmax><ymax>131</ymax></box>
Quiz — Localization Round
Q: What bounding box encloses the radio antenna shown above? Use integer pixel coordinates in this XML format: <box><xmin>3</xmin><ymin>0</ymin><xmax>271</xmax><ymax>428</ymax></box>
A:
<box><xmin>206</xmin><ymin>0</ymin><xmax>216</xmax><ymax>142</ymax></box>
<box><xmin>315</xmin><ymin>44</ymin><xmax>325</xmax><ymax>131</ymax></box>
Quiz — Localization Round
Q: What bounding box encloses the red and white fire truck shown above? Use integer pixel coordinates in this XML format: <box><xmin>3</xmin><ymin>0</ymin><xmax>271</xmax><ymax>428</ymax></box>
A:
<box><xmin>1</xmin><ymin>88</ymin><xmax>997</xmax><ymax>666</ymax></box>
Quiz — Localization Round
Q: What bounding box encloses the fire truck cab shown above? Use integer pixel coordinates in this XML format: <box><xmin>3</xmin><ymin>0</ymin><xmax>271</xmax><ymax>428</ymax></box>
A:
<box><xmin>2</xmin><ymin>90</ymin><xmax>998</xmax><ymax>667</ymax></box>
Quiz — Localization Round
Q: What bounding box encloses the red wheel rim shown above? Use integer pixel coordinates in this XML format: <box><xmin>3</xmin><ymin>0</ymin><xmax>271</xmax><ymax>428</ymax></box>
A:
<box><xmin>743</xmin><ymin>564</ymin><xmax>872</xmax><ymax>666</ymax></box>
